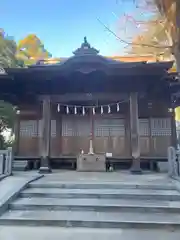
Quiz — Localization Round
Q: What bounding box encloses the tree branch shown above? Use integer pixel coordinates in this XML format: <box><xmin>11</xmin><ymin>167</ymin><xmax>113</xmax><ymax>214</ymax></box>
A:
<box><xmin>97</xmin><ymin>18</ymin><xmax>173</xmax><ymax>49</ymax></box>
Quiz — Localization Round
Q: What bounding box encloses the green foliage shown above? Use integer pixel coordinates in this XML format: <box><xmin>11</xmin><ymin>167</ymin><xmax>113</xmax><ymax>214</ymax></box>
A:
<box><xmin>0</xmin><ymin>101</ymin><xmax>16</xmax><ymax>132</ymax></box>
<box><xmin>0</xmin><ymin>31</ymin><xmax>17</xmax><ymax>148</ymax></box>
<box><xmin>0</xmin><ymin>32</ymin><xmax>19</xmax><ymax>68</ymax></box>
<box><xmin>4</xmin><ymin>138</ymin><xmax>14</xmax><ymax>149</ymax></box>
<box><xmin>0</xmin><ymin>101</ymin><xmax>15</xmax><ymax>149</ymax></box>
<box><xmin>0</xmin><ymin>31</ymin><xmax>52</xmax><ymax>149</ymax></box>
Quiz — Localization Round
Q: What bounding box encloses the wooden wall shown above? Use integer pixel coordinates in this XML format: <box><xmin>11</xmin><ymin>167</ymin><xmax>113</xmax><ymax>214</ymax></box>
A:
<box><xmin>139</xmin><ymin>118</ymin><xmax>171</xmax><ymax>157</ymax></box>
<box><xmin>17</xmin><ymin>114</ymin><xmax>172</xmax><ymax>158</ymax></box>
<box><xmin>15</xmin><ymin>97</ymin><xmax>172</xmax><ymax>158</ymax></box>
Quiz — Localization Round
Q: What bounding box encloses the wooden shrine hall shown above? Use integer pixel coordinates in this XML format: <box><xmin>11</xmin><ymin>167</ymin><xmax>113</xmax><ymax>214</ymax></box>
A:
<box><xmin>0</xmin><ymin>37</ymin><xmax>178</xmax><ymax>173</ymax></box>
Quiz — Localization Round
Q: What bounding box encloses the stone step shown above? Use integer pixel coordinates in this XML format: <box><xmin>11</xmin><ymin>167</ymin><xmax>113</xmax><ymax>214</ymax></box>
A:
<box><xmin>9</xmin><ymin>197</ymin><xmax>180</xmax><ymax>213</ymax></box>
<box><xmin>13</xmin><ymin>161</ymin><xmax>28</xmax><ymax>171</ymax></box>
<box><xmin>1</xmin><ymin>209</ymin><xmax>180</xmax><ymax>229</ymax></box>
<box><xmin>2</xmin><ymin>226</ymin><xmax>180</xmax><ymax>240</ymax></box>
<box><xmin>29</xmin><ymin>181</ymin><xmax>176</xmax><ymax>191</ymax></box>
<box><xmin>20</xmin><ymin>188</ymin><xmax>180</xmax><ymax>201</ymax></box>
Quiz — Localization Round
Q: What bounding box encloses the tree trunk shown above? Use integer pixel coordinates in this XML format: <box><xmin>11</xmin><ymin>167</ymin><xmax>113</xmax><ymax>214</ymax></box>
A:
<box><xmin>174</xmin><ymin>45</ymin><xmax>180</xmax><ymax>74</ymax></box>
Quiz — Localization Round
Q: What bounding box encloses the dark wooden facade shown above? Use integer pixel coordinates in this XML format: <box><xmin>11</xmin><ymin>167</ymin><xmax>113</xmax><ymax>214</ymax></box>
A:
<box><xmin>16</xmin><ymin>98</ymin><xmax>172</xmax><ymax>158</ymax></box>
<box><xmin>0</xmin><ymin>38</ymin><xmax>178</xmax><ymax>172</ymax></box>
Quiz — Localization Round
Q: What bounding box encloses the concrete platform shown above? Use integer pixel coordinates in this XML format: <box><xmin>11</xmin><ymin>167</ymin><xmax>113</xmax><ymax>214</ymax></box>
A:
<box><xmin>34</xmin><ymin>171</ymin><xmax>173</xmax><ymax>184</ymax></box>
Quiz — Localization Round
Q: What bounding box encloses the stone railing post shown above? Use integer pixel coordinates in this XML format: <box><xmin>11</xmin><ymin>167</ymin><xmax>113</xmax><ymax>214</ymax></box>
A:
<box><xmin>0</xmin><ymin>153</ymin><xmax>4</xmax><ymax>175</ymax></box>
<box><xmin>177</xmin><ymin>149</ymin><xmax>180</xmax><ymax>176</ymax></box>
<box><xmin>6</xmin><ymin>147</ymin><xmax>13</xmax><ymax>175</ymax></box>
<box><xmin>168</xmin><ymin>146</ymin><xmax>178</xmax><ymax>177</ymax></box>
<box><xmin>0</xmin><ymin>148</ymin><xmax>13</xmax><ymax>176</ymax></box>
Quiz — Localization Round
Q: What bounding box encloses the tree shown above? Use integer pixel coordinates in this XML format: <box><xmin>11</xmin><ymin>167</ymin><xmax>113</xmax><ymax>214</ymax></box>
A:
<box><xmin>122</xmin><ymin>0</ymin><xmax>180</xmax><ymax>72</ymax></box>
<box><xmin>0</xmin><ymin>31</ymin><xmax>17</xmax><ymax>148</ymax></box>
<box><xmin>16</xmin><ymin>34</ymin><xmax>52</xmax><ymax>65</ymax></box>
<box><xmin>0</xmin><ymin>101</ymin><xmax>16</xmax><ymax>148</ymax></box>
<box><xmin>154</xmin><ymin>0</ymin><xmax>180</xmax><ymax>72</ymax></box>
<box><xmin>128</xmin><ymin>15</ymin><xmax>172</xmax><ymax>59</ymax></box>
<box><xmin>0</xmin><ymin>31</ymin><xmax>20</xmax><ymax>68</ymax></box>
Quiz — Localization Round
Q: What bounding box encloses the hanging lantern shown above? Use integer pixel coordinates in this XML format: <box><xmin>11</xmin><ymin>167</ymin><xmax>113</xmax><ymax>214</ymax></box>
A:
<box><xmin>57</xmin><ymin>104</ymin><xmax>60</xmax><ymax>112</ymax></box>
<box><xmin>108</xmin><ymin>105</ymin><xmax>111</xmax><ymax>113</ymax></box>
<box><xmin>101</xmin><ymin>106</ymin><xmax>103</xmax><ymax>114</ymax></box>
<box><xmin>66</xmin><ymin>106</ymin><xmax>69</xmax><ymax>114</ymax></box>
<box><xmin>74</xmin><ymin>106</ymin><xmax>77</xmax><ymax>115</ymax></box>
<box><xmin>82</xmin><ymin>106</ymin><xmax>85</xmax><ymax>115</ymax></box>
<box><xmin>92</xmin><ymin>107</ymin><xmax>95</xmax><ymax>115</ymax></box>
<box><xmin>117</xmin><ymin>103</ymin><xmax>120</xmax><ymax>112</ymax></box>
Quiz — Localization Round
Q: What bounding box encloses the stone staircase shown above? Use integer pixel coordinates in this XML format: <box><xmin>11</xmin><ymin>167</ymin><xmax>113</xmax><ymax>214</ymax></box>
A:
<box><xmin>1</xmin><ymin>180</ymin><xmax>180</xmax><ymax>229</ymax></box>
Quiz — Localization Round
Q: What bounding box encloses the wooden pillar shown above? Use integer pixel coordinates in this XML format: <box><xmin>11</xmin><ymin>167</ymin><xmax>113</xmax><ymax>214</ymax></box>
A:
<box><xmin>39</xmin><ymin>96</ymin><xmax>52</xmax><ymax>173</ymax></box>
<box><xmin>125</xmin><ymin>109</ymin><xmax>131</xmax><ymax>157</ymax></box>
<box><xmin>57</xmin><ymin>114</ymin><xmax>62</xmax><ymax>156</ymax></box>
<box><xmin>129</xmin><ymin>92</ymin><xmax>142</xmax><ymax>174</ymax></box>
<box><xmin>171</xmin><ymin>107</ymin><xmax>177</xmax><ymax>148</ymax></box>
<box><xmin>13</xmin><ymin>111</ymin><xmax>20</xmax><ymax>155</ymax></box>
<box><xmin>148</xmin><ymin>102</ymin><xmax>154</xmax><ymax>158</ymax></box>
<box><xmin>88</xmin><ymin>109</ymin><xmax>94</xmax><ymax>154</ymax></box>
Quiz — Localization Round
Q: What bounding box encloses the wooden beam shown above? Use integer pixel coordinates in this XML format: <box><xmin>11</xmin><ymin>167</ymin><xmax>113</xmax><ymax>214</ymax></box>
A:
<box><xmin>39</xmin><ymin>96</ymin><xmax>52</xmax><ymax>173</ymax></box>
<box><xmin>129</xmin><ymin>92</ymin><xmax>142</xmax><ymax>174</ymax></box>
<box><xmin>38</xmin><ymin>93</ymin><xmax>128</xmax><ymax>103</ymax></box>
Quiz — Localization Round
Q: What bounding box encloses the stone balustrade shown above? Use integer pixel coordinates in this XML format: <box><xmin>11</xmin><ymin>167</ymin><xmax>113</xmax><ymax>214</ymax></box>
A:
<box><xmin>0</xmin><ymin>147</ymin><xmax>13</xmax><ymax>176</ymax></box>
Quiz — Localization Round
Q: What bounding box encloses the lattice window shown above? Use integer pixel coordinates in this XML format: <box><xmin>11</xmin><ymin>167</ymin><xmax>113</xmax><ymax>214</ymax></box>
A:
<box><xmin>139</xmin><ymin>119</ymin><xmax>149</xmax><ymax>136</ymax></box>
<box><xmin>20</xmin><ymin>120</ymin><xmax>38</xmax><ymax>137</ymax></box>
<box><xmin>62</xmin><ymin>117</ymin><xmax>90</xmax><ymax>137</ymax></box>
<box><xmin>62</xmin><ymin>118</ymin><xmax>74</xmax><ymax>137</ymax></box>
<box><xmin>151</xmin><ymin>118</ymin><xmax>171</xmax><ymax>136</ymax></box>
<box><xmin>51</xmin><ymin>120</ymin><xmax>56</xmax><ymax>137</ymax></box>
<box><xmin>76</xmin><ymin>118</ymin><xmax>90</xmax><ymax>137</ymax></box>
<box><xmin>38</xmin><ymin>120</ymin><xmax>56</xmax><ymax>137</ymax></box>
<box><xmin>94</xmin><ymin>118</ymin><xmax>125</xmax><ymax>137</ymax></box>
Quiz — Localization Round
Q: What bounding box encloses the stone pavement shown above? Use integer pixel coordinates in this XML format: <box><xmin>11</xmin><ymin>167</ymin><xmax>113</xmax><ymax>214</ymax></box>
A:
<box><xmin>0</xmin><ymin>226</ymin><xmax>180</xmax><ymax>240</ymax></box>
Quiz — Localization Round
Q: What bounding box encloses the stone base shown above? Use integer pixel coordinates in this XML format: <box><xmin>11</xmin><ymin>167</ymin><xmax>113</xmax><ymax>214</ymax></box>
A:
<box><xmin>39</xmin><ymin>166</ymin><xmax>52</xmax><ymax>174</ymax></box>
<box><xmin>77</xmin><ymin>154</ymin><xmax>106</xmax><ymax>172</ymax></box>
<box><xmin>130</xmin><ymin>159</ymin><xmax>142</xmax><ymax>174</ymax></box>
<box><xmin>158</xmin><ymin>162</ymin><xmax>168</xmax><ymax>173</ymax></box>
<box><xmin>130</xmin><ymin>168</ymin><xmax>142</xmax><ymax>174</ymax></box>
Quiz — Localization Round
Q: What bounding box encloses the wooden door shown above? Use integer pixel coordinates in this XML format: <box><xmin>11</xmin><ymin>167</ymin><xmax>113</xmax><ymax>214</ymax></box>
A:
<box><xmin>94</xmin><ymin>116</ymin><xmax>125</xmax><ymax>157</ymax></box>
<box><xmin>61</xmin><ymin>116</ymin><xmax>90</xmax><ymax>155</ymax></box>
<box><xmin>139</xmin><ymin>119</ymin><xmax>150</xmax><ymax>156</ymax></box>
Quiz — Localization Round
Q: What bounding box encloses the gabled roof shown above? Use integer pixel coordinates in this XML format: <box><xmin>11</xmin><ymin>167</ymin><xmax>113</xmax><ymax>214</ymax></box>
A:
<box><xmin>23</xmin><ymin>37</ymin><xmax>173</xmax><ymax>76</ymax></box>
<box><xmin>31</xmin><ymin>36</ymin><xmax>127</xmax><ymax>68</ymax></box>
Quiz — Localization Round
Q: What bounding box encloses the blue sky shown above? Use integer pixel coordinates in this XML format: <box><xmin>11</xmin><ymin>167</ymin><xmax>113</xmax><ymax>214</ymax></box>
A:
<box><xmin>1</xmin><ymin>0</ymin><xmax>136</xmax><ymax>57</ymax></box>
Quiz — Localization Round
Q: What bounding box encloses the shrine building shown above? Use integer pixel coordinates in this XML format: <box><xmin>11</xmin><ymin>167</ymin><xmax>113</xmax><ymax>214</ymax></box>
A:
<box><xmin>0</xmin><ymin>37</ymin><xmax>178</xmax><ymax>173</ymax></box>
